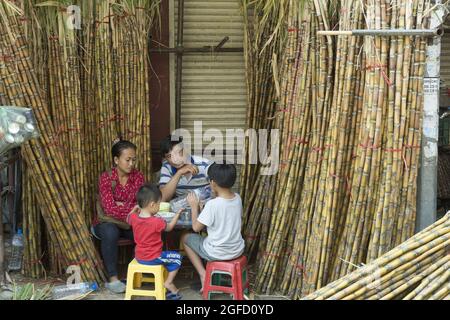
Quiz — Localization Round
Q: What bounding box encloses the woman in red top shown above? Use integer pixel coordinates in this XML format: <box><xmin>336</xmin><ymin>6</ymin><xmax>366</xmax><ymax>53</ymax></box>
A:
<box><xmin>93</xmin><ymin>139</ymin><xmax>145</xmax><ymax>294</ymax></box>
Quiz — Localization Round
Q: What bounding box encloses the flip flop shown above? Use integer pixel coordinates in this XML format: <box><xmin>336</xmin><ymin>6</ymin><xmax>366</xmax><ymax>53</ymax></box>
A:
<box><xmin>166</xmin><ymin>292</ymin><xmax>183</xmax><ymax>300</ymax></box>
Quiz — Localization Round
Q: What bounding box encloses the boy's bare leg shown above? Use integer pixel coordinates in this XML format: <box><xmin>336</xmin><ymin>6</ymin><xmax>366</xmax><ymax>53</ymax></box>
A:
<box><xmin>165</xmin><ymin>270</ymin><xmax>179</xmax><ymax>294</ymax></box>
<box><xmin>182</xmin><ymin>233</ymin><xmax>206</xmax><ymax>291</ymax></box>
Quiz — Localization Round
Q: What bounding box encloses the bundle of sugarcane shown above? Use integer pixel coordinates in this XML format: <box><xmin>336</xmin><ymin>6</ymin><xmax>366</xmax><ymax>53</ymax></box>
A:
<box><xmin>255</xmin><ymin>1</ymin><xmax>321</xmax><ymax>294</ymax></box>
<box><xmin>239</xmin><ymin>0</ymin><xmax>287</xmax><ymax>209</ymax></box>
<box><xmin>32</xmin><ymin>1</ymin><xmax>88</xmax><ymax>221</ymax></box>
<box><xmin>241</xmin><ymin>0</ymin><xmax>432</xmax><ymax>299</ymax></box>
<box><xmin>81</xmin><ymin>0</ymin><xmax>157</xmax><ymax>188</ymax></box>
<box><xmin>331</xmin><ymin>0</ymin><xmax>429</xmax><ymax>282</ymax></box>
<box><xmin>109</xmin><ymin>0</ymin><xmax>157</xmax><ymax>179</ymax></box>
<box><xmin>302</xmin><ymin>212</ymin><xmax>449</xmax><ymax>300</ymax></box>
<box><xmin>437</xmin><ymin>148</ymin><xmax>450</xmax><ymax>199</ymax></box>
<box><xmin>0</xmin><ymin>1</ymin><xmax>104</xmax><ymax>282</ymax></box>
<box><xmin>281</xmin><ymin>0</ymin><xmax>360</xmax><ymax>297</ymax></box>
<box><xmin>239</xmin><ymin>0</ymin><xmax>288</xmax><ymax>259</ymax></box>
<box><xmin>13</xmin><ymin>0</ymin><xmax>159</xmax><ymax>279</ymax></box>
<box><xmin>90</xmin><ymin>0</ymin><xmax>120</xmax><ymax>177</ymax></box>
<box><xmin>22</xmin><ymin>164</ymin><xmax>44</xmax><ymax>279</ymax></box>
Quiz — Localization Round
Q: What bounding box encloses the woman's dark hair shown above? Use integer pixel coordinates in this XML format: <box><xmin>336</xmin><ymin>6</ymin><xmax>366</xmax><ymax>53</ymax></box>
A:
<box><xmin>112</xmin><ymin>139</ymin><xmax>137</xmax><ymax>163</ymax></box>
<box><xmin>137</xmin><ymin>183</ymin><xmax>162</xmax><ymax>208</ymax></box>
<box><xmin>160</xmin><ymin>134</ymin><xmax>183</xmax><ymax>157</ymax></box>
<box><xmin>207</xmin><ymin>163</ymin><xmax>236</xmax><ymax>188</ymax></box>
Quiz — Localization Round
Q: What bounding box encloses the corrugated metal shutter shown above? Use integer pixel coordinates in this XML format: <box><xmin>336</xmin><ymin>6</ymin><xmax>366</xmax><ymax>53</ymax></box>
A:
<box><xmin>174</xmin><ymin>0</ymin><xmax>247</xmax><ymax>145</ymax></box>
<box><xmin>172</xmin><ymin>0</ymin><xmax>246</xmax><ymax>192</ymax></box>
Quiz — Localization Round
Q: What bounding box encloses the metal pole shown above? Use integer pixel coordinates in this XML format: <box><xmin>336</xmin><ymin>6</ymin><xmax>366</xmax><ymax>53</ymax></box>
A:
<box><xmin>416</xmin><ymin>1</ymin><xmax>446</xmax><ymax>232</ymax></box>
<box><xmin>317</xmin><ymin>28</ymin><xmax>443</xmax><ymax>37</ymax></box>
<box><xmin>175</xmin><ymin>0</ymin><xmax>184</xmax><ymax>129</ymax></box>
<box><xmin>148</xmin><ymin>47</ymin><xmax>243</xmax><ymax>54</ymax></box>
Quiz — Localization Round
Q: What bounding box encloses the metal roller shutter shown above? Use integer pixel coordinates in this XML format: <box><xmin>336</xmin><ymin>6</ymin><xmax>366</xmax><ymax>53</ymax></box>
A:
<box><xmin>171</xmin><ymin>0</ymin><xmax>246</xmax><ymax>191</ymax></box>
<box><xmin>173</xmin><ymin>0</ymin><xmax>247</xmax><ymax>147</ymax></box>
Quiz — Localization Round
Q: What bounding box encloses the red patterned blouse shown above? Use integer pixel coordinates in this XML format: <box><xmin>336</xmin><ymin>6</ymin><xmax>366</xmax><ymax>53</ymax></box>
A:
<box><xmin>94</xmin><ymin>167</ymin><xmax>145</xmax><ymax>224</ymax></box>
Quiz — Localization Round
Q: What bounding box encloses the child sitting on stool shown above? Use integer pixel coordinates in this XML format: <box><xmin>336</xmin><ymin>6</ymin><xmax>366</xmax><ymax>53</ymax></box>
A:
<box><xmin>127</xmin><ymin>183</ymin><xmax>183</xmax><ymax>300</ymax></box>
<box><xmin>181</xmin><ymin>163</ymin><xmax>245</xmax><ymax>292</ymax></box>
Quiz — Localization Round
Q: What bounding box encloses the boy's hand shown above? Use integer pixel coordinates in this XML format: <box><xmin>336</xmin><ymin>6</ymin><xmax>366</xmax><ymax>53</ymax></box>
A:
<box><xmin>186</xmin><ymin>192</ymin><xmax>199</xmax><ymax>208</ymax></box>
<box><xmin>175</xmin><ymin>209</ymin><xmax>183</xmax><ymax>216</ymax></box>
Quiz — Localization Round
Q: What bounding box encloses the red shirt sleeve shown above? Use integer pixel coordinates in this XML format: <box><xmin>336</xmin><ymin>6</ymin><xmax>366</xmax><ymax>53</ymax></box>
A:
<box><xmin>156</xmin><ymin>218</ymin><xmax>166</xmax><ymax>233</ymax></box>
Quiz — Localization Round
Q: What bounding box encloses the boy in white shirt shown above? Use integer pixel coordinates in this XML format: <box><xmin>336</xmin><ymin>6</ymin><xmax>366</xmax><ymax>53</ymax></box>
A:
<box><xmin>182</xmin><ymin>163</ymin><xmax>245</xmax><ymax>292</ymax></box>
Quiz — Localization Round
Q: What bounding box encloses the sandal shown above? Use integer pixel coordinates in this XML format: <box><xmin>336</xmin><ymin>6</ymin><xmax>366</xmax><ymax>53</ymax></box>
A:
<box><xmin>166</xmin><ymin>292</ymin><xmax>183</xmax><ymax>300</ymax></box>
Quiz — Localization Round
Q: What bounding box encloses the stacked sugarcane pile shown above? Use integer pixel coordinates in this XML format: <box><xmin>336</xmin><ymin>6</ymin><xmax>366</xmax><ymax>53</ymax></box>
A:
<box><xmin>437</xmin><ymin>147</ymin><xmax>450</xmax><ymax>199</ymax></box>
<box><xmin>302</xmin><ymin>212</ymin><xmax>449</xmax><ymax>300</ymax></box>
<box><xmin>8</xmin><ymin>0</ymin><xmax>160</xmax><ymax>279</ymax></box>
<box><xmin>240</xmin><ymin>0</ymin><xmax>289</xmax><ymax>258</ymax></box>
<box><xmin>81</xmin><ymin>0</ymin><xmax>156</xmax><ymax>209</ymax></box>
<box><xmin>0</xmin><ymin>1</ymin><xmax>105</xmax><ymax>282</ymax></box>
<box><xmin>240</xmin><ymin>0</ymin><xmax>433</xmax><ymax>298</ymax></box>
<box><xmin>34</xmin><ymin>2</ymin><xmax>88</xmax><ymax>221</ymax></box>
<box><xmin>21</xmin><ymin>164</ymin><xmax>44</xmax><ymax>279</ymax></box>
<box><xmin>109</xmin><ymin>0</ymin><xmax>154</xmax><ymax>176</ymax></box>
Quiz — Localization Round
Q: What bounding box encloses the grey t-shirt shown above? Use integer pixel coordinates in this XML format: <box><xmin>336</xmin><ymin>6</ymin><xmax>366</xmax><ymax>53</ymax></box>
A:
<box><xmin>197</xmin><ymin>193</ymin><xmax>245</xmax><ymax>260</ymax></box>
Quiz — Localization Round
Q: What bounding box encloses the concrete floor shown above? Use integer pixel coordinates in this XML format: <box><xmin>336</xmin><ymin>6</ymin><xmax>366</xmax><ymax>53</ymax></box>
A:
<box><xmin>87</xmin><ymin>265</ymin><xmax>233</xmax><ymax>300</ymax></box>
<box><xmin>1</xmin><ymin>236</ymin><xmax>287</xmax><ymax>300</ymax></box>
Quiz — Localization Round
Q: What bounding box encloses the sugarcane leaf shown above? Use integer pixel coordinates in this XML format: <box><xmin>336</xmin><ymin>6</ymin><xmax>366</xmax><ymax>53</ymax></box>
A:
<box><xmin>3</xmin><ymin>0</ymin><xmax>23</xmax><ymax>15</ymax></box>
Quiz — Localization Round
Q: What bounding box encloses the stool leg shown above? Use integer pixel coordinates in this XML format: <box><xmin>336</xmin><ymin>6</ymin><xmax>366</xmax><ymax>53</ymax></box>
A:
<box><xmin>125</xmin><ymin>270</ymin><xmax>135</xmax><ymax>300</ymax></box>
<box><xmin>202</xmin><ymin>265</ymin><xmax>213</xmax><ymax>300</ymax></box>
<box><xmin>155</xmin><ymin>268</ymin><xmax>166</xmax><ymax>300</ymax></box>
<box><xmin>234</xmin><ymin>264</ymin><xmax>244</xmax><ymax>300</ymax></box>
<box><xmin>133</xmin><ymin>272</ymin><xmax>143</xmax><ymax>288</ymax></box>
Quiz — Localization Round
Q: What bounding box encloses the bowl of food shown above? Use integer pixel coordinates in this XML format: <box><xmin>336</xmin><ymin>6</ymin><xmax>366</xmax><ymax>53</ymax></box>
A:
<box><xmin>156</xmin><ymin>211</ymin><xmax>176</xmax><ymax>221</ymax></box>
<box><xmin>159</xmin><ymin>202</ymin><xmax>171</xmax><ymax>212</ymax></box>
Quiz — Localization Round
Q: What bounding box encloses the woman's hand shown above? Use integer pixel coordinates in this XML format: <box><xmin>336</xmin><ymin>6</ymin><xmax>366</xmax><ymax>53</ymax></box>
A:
<box><xmin>186</xmin><ymin>192</ymin><xmax>199</xmax><ymax>209</ymax></box>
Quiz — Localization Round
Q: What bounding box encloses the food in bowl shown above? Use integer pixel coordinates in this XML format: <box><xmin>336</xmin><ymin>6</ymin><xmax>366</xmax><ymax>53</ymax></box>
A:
<box><xmin>157</xmin><ymin>211</ymin><xmax>176</xmax><ymax>220</ymax></box>
<box><xmin>159</xmin><ymin>202</ymin><xmax>171</xmax><ymax>212</ymax></box>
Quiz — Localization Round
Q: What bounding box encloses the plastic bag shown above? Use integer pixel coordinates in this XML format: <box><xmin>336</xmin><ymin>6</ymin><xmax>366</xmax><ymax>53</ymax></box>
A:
<box><xmin>0</xmin><ymin>106</ymin><xmax>40</xmax><ymax>155</ymax></box>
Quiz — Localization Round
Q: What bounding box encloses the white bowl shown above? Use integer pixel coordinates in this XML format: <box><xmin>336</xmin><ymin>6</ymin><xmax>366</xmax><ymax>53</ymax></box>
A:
<box><xmin>157</xmin><ymin>211</ymin><xmax>176</xmax><ymax>219</ymax></box>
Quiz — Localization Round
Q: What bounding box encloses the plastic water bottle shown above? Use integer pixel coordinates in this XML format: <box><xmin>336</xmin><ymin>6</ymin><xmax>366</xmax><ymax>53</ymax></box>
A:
<box><xmin>52</xmin><ymin>282</ymin><xmax>99</xmax><ymax>299</ymax></box>
<box><xmin>170</xmin><ymin>196</ymin><xmax>188</xmax><ymax>213</ymax></box>
<box><xmin>169</xmin><ymin>186</ymin><xmax>212</xmax><ymax>212</ymax></box>
<box><xmin>194</xmin><ymin>185</ymin><xmax>212</xmax><ymax>201</ymax></box>
<box><xmin>8</xmin><ymin>229</ymin><xmax>24</xmax><ymax>271</ymax></box>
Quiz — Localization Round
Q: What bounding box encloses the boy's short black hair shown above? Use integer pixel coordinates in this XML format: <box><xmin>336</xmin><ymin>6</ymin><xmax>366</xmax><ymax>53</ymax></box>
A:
<box><xmin>207</xmin><ymin>163</ymin><xmax>236</xmax><ymax>189</ymax></box>
<box><xmin>137</xmin><ymin>183</ymin><xmax>162</xmax><ymax>208</ymax></box>
<box><xmin>160</xmin><ymin>134</ymin><xmax>183</xmax><ymax>157</ymax></box>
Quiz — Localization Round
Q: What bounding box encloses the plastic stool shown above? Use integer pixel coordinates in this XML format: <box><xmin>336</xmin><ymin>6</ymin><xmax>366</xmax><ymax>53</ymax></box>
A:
<box><xmin>124</xmin><ymin>259</ymin><xmax>168</xmax><ymax>300</ymax></box>
<box><xmin>203</xmin><ymin>256</ymin><xmax>249</xmax><ymax>300</ymax></box>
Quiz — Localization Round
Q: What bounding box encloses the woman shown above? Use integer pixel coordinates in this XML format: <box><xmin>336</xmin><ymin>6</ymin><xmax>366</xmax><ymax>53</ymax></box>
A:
<box><xmin>93</xmin><ymin>139</ymin><xmax>144</xmax><ymax>294</ymax></box>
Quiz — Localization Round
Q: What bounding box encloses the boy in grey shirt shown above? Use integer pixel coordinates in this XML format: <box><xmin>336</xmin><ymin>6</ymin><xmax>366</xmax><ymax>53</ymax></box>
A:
<box><xmin>182</xmin><ymin>163</ymin><xmax>245</xmax><ymax>292</ymax></box>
